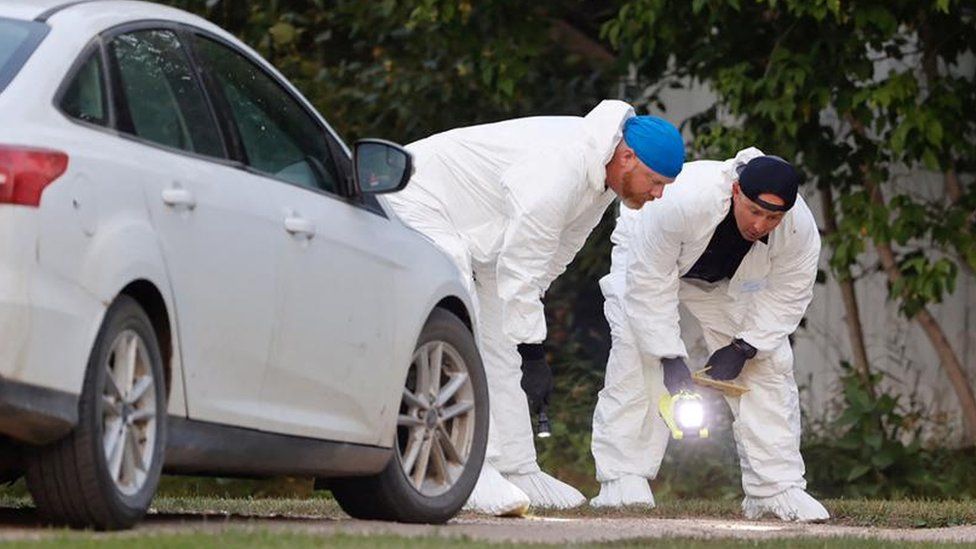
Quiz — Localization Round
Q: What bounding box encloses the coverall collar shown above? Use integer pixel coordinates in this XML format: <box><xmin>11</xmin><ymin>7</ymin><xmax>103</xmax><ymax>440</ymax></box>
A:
<box><xmin>582</xmin><ymin>100</ymin><xmax>636</xmax><ymax>194</ymax></box>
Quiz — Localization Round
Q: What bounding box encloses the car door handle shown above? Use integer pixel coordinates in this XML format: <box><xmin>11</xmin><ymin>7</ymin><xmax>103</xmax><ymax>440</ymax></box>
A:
<box><xmin>284</xmin><ymin>216</ymin><xmax>316</xmax><ymax>238</ymax></box>
<box><xmin>161</xmin><ymin>187</ymin><xmax>196</xmax><ymax>209</ymax></box>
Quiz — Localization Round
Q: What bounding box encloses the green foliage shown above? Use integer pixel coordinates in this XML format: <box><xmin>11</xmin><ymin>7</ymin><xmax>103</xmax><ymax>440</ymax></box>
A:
<box><xmin>802</xmin><ymin>362</ymin><xmax>976</xmax><ymax>498</ymax></box>
<box><xmin>608</xmin><ymin>0</ymin><xmax>976</xmax><ymax>319</ymax></box>
<box><xmin>165</xmin><ymin>0</ymin><xmax>612</xmax><ymax>144</ymax></box>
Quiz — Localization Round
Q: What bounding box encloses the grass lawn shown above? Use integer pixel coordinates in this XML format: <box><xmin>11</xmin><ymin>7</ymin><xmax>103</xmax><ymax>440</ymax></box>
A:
<box><xmin>0</xmin><ymin>531</ymin><xmax>972</xmax><ymax>548</ymax></box>
<box><xmin>151</xmin><ymin>495</ymin><xmax>976</xmax><ymax>529</ymax></box>
<box><xmin>2</xmin><ymin>493</ymin><xmax>976</xmax><ymax>529</ymax></box>
<box><xmin>2</xmin><ymin>493</ymin><xmax>976</xmax><ymax>547</ymax></box>
<box><xmin>538</xmin><ymin>498</ymin><xmax>976</xmax><ymax>529</ymax></box>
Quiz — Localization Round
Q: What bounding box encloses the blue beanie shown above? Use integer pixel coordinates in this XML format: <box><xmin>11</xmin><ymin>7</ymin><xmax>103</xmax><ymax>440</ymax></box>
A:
<box><xmin>622</xmin><ymin>116</ymin><xmax>685</xmax><ymax>179</ymax></box>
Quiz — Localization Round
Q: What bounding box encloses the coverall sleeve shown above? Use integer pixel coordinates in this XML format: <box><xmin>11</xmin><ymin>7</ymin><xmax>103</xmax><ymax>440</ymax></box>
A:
<box><xmin>623</xmin><ymin>200</ymin><xmax>689</xmax><ymax>359</ymax></box>
<box><xmin>537</xmin><ymin>207</ymin><xmax>606</xmax><ymax>294</ymax></box>
<box><xmin>736</xmin><ymin>214</ymin><xmax>822</xmax><ymax>353</ymax></box>
<box><xmin>495</xmin><ymin>153</ymin><xmax>585</xmax><ymax>344</ymax></box>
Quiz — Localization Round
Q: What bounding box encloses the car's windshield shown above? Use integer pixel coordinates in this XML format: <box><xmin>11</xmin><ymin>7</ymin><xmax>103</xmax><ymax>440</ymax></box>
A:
<box><xmin>0</xmin><ymin>17</ymin><xmax>48</xmax><ymax>94</ymax></box>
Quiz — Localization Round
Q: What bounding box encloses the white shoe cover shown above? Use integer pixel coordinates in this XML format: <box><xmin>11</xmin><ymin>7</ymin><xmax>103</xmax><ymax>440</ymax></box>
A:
<box><xmin>504</xmin><ymin>471</ymin><xmax>586</xmax><ymax>509</ymax></box>
<box><xmin>742</xmin><ymin>488</ymin><xmax>830</xmax><ymax>522</ymax></box>
<box><xmin>463</xmin><ymin>463</ymin><xmax>531</xmax><ymax>516</ymax></box>
<box><xmin>589</xmin><ymin>475</ymin><xmax>655</xmax><ymax>508</ymax></box>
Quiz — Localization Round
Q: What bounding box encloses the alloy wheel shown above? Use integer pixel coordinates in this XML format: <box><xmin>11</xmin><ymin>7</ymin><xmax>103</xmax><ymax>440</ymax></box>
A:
<box><xmin>100</xmin><ymin>329</ymin><xmax>157</xmax><ymax>497</ymax></box>
<box><xmin>397</xmin><ymin>341</ymin><xmax>476</xmax><ymax>497</ymax></box>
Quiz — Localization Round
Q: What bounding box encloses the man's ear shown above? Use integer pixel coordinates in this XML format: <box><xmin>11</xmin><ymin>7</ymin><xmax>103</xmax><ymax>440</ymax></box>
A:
<box><xmin>621</xmin><ymin>144</ymin><xmax>638</xmax><ymax>168</ymax></box>
<box><xmin>732</xmin><ymin>181</ymin><xmax>741</xmax><ymax>197</ymax></box>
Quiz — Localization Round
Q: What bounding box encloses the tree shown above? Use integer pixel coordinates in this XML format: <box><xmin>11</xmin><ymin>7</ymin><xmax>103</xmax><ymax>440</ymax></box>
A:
<box><xmin>605</xmin><ymin>0</ymin><xmax>976</xmax><ymax>443</ymax></box>
<box><xmin>165</xmin><ymin>0</ymin><xmax>615</xmax><ymax>143</ymax></box>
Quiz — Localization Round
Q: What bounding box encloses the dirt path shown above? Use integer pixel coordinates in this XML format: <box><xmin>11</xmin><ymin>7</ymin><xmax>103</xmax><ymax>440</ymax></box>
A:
<box><xmin>2</xmin><ymin>509</ymin><xmax>976</xmax><ymax>544</ymax></box>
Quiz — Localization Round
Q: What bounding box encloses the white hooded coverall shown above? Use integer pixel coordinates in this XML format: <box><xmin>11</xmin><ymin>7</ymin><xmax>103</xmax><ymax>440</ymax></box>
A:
<box><xmin>590</xmin><ymin>148</ymin><xmax>828</xmax><ymax>520</ymax></box>
<box><xmin>386</xmin><ymin>100</ymin><xmax>632</xmax><ymax>511</ymax></box>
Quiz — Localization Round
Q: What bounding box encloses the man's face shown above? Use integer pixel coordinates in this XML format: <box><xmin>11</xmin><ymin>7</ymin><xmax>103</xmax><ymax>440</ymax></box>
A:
<box><xmin>620</xmin><ymin>164</ymin><xmax>673</xmax><ymax>209</ymax></box>
<box><xmin>731</xmin><ymin>182</ymin><xmax>786</xmax><ymax>241</ymax></box>
<box><xmin>612</xmin><ymin>151</ymin><xmax>674</xmax><ymax>210</ymax></box>
<box><xmin>605</xmin><ymin>142</ymin><xmax>676</xmax><ymax>209</ymax></box>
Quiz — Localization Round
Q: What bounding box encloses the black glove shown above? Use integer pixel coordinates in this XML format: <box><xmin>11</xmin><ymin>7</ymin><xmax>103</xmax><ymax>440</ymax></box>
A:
<box><xmin>518</xmin><ymin>343</ymin><xmax>553</xmax><ymax>415</ymax></box>
<box><xmin>661</xmin><ymin>356</ymin><xmax>692</xmax><ymax>394</ymax></box>
<box><xmin>706</xmin><ymin>338</ymin><xmax>757</xmax><ymax>380</ymax></box>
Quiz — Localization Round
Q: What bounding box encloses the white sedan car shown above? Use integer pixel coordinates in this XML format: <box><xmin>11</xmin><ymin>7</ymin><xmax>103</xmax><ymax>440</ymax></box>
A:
<box><xmin>0</xmin><ymin>0</ymin><xmax>487</xmax><ymax>530</ymax></box>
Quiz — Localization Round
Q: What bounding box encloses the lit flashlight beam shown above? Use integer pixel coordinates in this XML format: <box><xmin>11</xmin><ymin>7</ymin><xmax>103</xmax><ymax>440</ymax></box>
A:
<box><xmin>675</xmin><ymin>399</ymin><xmax>705</xmax><ymax>429</ymax></box>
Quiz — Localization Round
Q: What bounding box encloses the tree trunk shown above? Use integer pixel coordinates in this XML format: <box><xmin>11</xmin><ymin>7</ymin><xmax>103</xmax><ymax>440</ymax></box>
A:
<box><xmin>945</xmin><ymin>168</ymin><xmax>962</xmax><ymax>204</ymax></box>
<box><xmin>866</xmin><ymin>181</ymin><xmax>976</xmax><ymax>445</ymax></box>
<box><xmin>820</xmin><ymin>186</ymin><xmax>874</xmax><ymax>397</ymax></box>
<box><xmin>944</xmin><ymin>166</ymin><xmax>976</xmax><ymax>279</ymax></box>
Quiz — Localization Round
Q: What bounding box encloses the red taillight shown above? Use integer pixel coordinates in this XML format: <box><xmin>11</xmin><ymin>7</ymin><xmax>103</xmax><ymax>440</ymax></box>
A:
<box><xmin>0</xmin><ymin>145</ymin><xmax>69</xmax><ymax>207</ymax></box>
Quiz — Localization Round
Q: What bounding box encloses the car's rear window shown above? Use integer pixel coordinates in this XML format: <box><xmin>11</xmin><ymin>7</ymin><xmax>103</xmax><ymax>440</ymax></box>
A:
<box><xmin>0</xmin><ymin>17</ymin><xmax>48</xmax><ymax>94</ymax></box>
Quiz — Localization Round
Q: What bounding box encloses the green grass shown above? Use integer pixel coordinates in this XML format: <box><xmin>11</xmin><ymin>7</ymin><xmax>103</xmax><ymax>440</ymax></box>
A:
<box><xmin>4</xmin><ymin>491</ymin><xmax>976</xmax><ymax>530</ymax></box>
<box><xmin>604</xmin><ymin>542</ymin><xmax>975</xmax><ymax>549</ymax></box>
<box><xmin>536</xmin><ymin>498</ymin><xmax>976</xmax><ymax>529</ymax></box>
<box><xmin>4</xmin><ymin>493</ymin><xmax>976</xmax><ymax>529</ymax></box>
<box><xmin>3</xmin><ymin>493</ymin><xmax>976</xmax><ymax>548</ymax></box>
<box><xmin>0</xmin><ymin>531</ymin><xmax>971</xmax><ymax>548</ymax></box>
<box><xmin>824</xmin><ymin>499</ymin><xmax>976</xmax><ymax>528</ymax></box>
<box><xmin>151</xmin><ymin>495</ymin><xmax>346</xmax><ymax>519</ymax></box>
<box><xmin>152</xmin><ymin>495</ymin><xmax>976</xmax><ymax>529</ymax></box>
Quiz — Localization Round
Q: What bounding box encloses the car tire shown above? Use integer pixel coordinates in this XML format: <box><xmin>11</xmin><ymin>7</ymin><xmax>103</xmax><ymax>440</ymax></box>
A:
<box><xmin>26</xmin><ymin>295</ymin><xmax>167</xmax><ymax>530</ymax></box>
<box><xmin>331</xmin><ymin>307</ymin><xmax>488</xmax><ymax>523</ymax></box>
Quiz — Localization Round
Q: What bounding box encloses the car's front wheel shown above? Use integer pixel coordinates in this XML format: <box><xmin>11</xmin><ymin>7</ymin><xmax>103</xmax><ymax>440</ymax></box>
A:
<box><xmin>26</xmin><ymin>295</ymin><xmax>167</xmax><ymax>530</ymax></box>
<box><xmin>332</xmin><ymin>308</ymin><xmax>488</xmax><ymax>523</ymax></box>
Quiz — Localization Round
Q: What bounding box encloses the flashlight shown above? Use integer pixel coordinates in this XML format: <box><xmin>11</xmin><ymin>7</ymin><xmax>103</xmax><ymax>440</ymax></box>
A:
<box><xmin>658</xmin><ymin>390</ymin><xmax>709</xmax><ymax>440</ymax></box>
<box><xmin>537</xmin><ymin>405</ymin><xmax>551</xmax><ymax>439</ymax></box>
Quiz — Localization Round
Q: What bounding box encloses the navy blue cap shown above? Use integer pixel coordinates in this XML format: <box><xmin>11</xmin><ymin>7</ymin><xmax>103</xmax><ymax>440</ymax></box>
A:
<box><xmin>736</xmin><ymin>156</ymin><xmax>801</xmax><ymax>212</ymax></box>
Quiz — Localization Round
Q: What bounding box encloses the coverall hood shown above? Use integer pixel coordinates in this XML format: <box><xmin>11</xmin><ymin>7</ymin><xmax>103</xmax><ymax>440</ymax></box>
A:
<box><xmin>582</xmin><ymin>100</ymin><xmax>635</xmax><ymax>193</ymax></box>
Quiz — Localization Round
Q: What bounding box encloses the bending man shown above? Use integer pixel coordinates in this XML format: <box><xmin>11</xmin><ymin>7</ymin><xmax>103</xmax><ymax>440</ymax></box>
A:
<box><xmin>386</xmin><ymin>100</ymin><xmax>684</xmax><ymax>515</ymax></box>
<box><xmin>589</xmin><ymin>148</ymin><xmax>829</xmax><ymax>521</ymax></box>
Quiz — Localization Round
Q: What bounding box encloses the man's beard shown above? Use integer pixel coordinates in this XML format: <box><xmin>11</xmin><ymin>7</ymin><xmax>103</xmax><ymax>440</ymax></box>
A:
<box><xmin>620</xmin><ymin>171</ymin><xmax>645</xmax><ymax>210</ymax></box>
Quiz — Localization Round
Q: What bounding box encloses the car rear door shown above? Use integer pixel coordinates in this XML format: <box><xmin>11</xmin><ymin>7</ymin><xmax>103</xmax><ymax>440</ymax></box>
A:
<box><xmin>104</xmin><ymin>26</ymin><xmax>281</xmax><ymax>428</ymax></box>
<box><xmin>189</xmin><ymin>33</ymin><xmax>399</xmax><ymax>444</ymax></box>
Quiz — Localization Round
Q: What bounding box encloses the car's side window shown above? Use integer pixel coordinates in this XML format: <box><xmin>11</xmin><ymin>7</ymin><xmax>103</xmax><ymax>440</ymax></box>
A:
<box><xmin>60</xmin><ymin>50</ymin><xmax>107</xmax><ymax>126</ymax></box>
<box><xmin>109</xmin><ymin>30</ymin><xmax>223</xmax><ymax>158</ymax></box>
<box><xmin>191</xmin><ymin>35</ymin><xmax>339</xmax><ymax>194</ymax></box>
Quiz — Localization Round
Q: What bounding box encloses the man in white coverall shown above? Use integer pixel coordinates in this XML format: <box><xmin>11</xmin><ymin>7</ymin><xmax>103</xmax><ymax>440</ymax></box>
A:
<box><xmin>589</xmin><ymin>148</ymin><xmax>830</xmax><ymax>522</ymax></box>
<box><xmin>385</xmin><ymin>100</ymin><xmax>685</xmax><ymax>515</ymax></box>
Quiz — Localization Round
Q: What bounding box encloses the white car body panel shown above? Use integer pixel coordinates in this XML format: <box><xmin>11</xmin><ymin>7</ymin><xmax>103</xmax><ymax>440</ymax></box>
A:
<box><xmin>137</xmin><ymin>144</ymin><xmax>282</xmax><ymax>429</ymax></box>
<box><xmin>260</xmin><ymin>179</ymin><xmax>398</xmax><ymax>444</ymax></box>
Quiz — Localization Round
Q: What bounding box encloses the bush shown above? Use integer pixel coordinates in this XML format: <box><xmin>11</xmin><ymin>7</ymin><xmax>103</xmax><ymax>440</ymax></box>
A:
<box><xmin>802</xmin><ymin>362</ymin><xmax>976</xmax><ymax>499</ymax></box>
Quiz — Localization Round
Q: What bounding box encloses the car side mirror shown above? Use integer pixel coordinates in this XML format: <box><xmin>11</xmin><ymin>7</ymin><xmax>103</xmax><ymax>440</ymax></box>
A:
<box><xmin>352</xmin><ymin>139</ymin><xmax>413</xmax><ymax>195</ymax></box>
